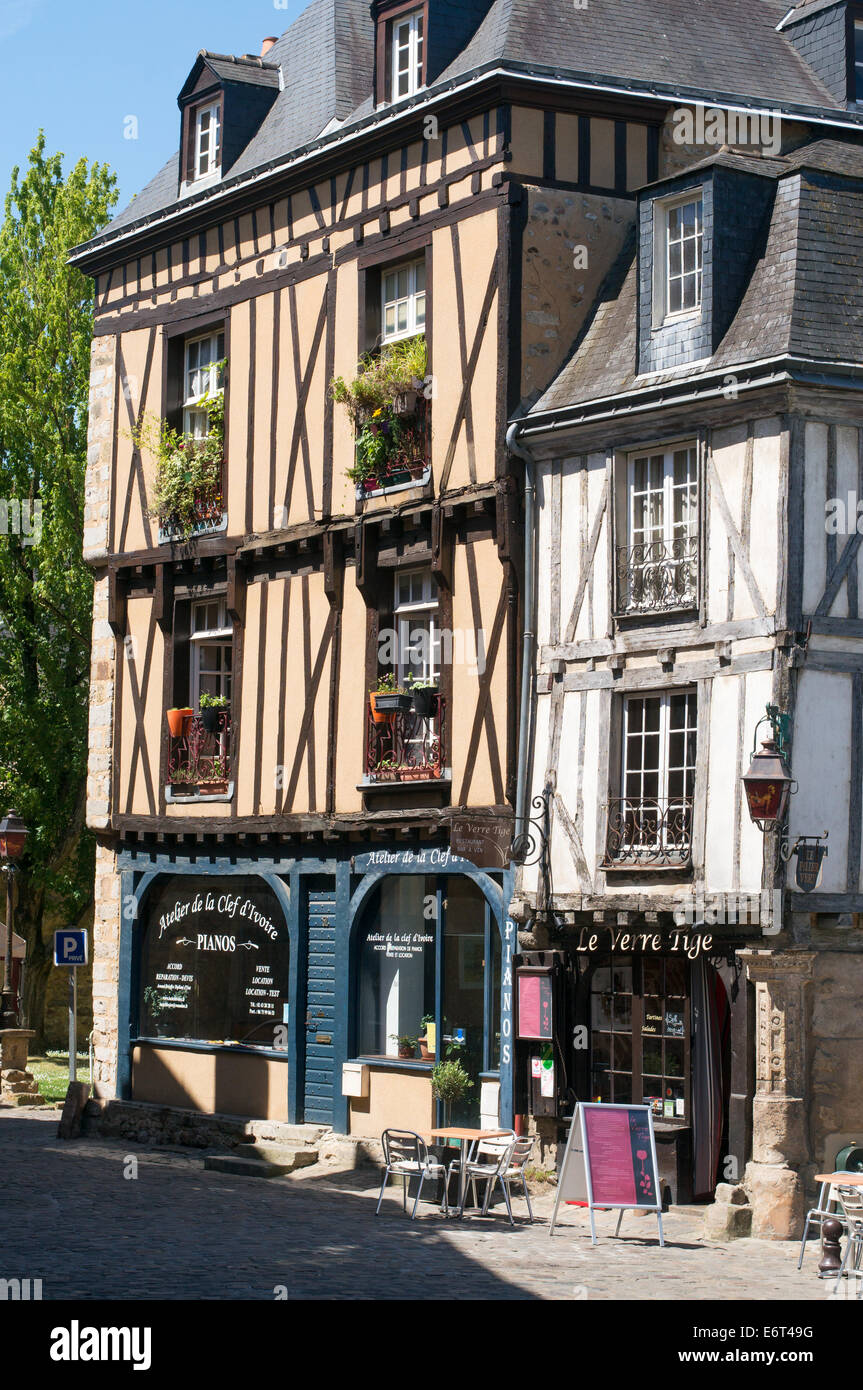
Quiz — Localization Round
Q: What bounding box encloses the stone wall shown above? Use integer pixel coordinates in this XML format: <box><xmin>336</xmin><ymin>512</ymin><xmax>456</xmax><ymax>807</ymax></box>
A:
<box><xmin>810</xmin><ymin>950</ymin><xmax>863</xmax><ymax>1174</ymax></box>
<box><xmin>84</xmin><ymin>335</ymin><xmax>114</xmax><ymax>561</ymax></box>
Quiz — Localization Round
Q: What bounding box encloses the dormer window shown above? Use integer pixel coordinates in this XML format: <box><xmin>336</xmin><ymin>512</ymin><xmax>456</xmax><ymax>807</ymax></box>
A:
<box><xmin>655</xmin><ymin>193</ymin><xmax>703</xmax><ymax>323</ymax></box>
<box><xmin>392</xmin><ymin>9</ymin><xmax>424</xmax><ymax>100</ymax></box>
<box><xmin>855</xmin><ymin>19</ymin><xmax>863</xmax><ymax>102</ymax></box>
<box><xmin>194</xmin><ymin>101</ymin><xmax>222</xmax><ymax>180</ymax></box>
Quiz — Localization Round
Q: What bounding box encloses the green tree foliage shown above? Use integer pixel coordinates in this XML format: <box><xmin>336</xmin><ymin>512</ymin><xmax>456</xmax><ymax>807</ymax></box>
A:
<box><xmin>0</xmin><ymin>134</ymin><xmax>116</xmax><ymax>1042</ymax></box>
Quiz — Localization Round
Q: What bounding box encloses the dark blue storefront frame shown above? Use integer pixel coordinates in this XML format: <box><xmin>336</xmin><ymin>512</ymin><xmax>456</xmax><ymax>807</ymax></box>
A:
<box><xmin>117</xmin><ymin>848</ymin><xmax>515</xmax><ymax>1133</ymax></box>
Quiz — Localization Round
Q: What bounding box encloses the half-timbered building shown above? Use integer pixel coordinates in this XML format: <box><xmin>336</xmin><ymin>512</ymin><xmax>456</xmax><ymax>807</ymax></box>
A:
<box><xmin>511</xmin><ymin>4</ymin><xmax>863</xmax><ymax>1236</ymax></box>
<box><xmin>73</xmin><ymin>0</ymin><xmax>863</xmax><ymax>1192</ymax></box>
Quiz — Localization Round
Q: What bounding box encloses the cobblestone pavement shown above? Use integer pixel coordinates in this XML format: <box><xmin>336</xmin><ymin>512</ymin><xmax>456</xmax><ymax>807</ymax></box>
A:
<box><xmin>1</xmin><ymin>1109</ymin><xmax>836</xmax><ymax>1301</ymax></box>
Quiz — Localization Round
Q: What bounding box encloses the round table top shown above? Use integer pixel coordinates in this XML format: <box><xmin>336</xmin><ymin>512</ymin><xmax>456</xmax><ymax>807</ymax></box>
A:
<box><xmin>815</xmin><ymin>1171</ymin><xmax>863</xmax><ymax>1185</ymax></box>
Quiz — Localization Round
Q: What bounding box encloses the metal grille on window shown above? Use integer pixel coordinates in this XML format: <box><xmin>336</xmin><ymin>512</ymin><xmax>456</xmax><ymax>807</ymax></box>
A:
<box><xmin>618</xmin><ymin>445</ymin><xmax>698</xmax><ymax>613</ymax></box>
<box><xmin>605</xmin><ymin>690</ymin><xmax>697</xmax><ymax>866</ymax></box>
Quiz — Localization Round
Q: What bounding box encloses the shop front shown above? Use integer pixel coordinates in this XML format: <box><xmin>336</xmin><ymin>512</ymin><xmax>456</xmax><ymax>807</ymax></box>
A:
<box><xmin>515</xmin><ymin>921</ymin><xmax>755</xmax><ymax>1206</ymax></box>
<box><xmin>116</xmin><ymin>846</ymin><xmax>516</xmax><ymax>1136</ymax></box>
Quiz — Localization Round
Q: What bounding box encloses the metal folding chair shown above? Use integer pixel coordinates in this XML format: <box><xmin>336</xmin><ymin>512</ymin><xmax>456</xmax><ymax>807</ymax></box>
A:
<box><xmin>376</xmin><ymin>1129</ymin><xmax>449</xmax><ymax>1220</ymax></box>
<box><xmin>833</xmin><ymin>1186</ymin><xmax>863</xmax><ymax>1298</ymax></box>
<box><xmin>798</xmin><ymin>1180</ymin><xmax>847</xmax><ymax>1269</ymax></box>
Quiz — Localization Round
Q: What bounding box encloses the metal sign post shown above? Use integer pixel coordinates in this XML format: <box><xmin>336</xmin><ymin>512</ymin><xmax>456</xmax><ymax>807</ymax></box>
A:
<box><xmin>53</xmin><ymin>930</ymin><xmax>88</xmax><ymax>1087</ymax></box>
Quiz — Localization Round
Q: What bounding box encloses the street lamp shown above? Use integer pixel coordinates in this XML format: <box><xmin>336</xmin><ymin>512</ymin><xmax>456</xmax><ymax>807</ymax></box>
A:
<box><xmin>742</xmin><ymin>708</ymin><xmax>795</xmax><ymax>832</ymax></box>
<box><xmin>0</xmin><ymin>810</ymin><xmax>28</xmax><ymax>1029</ymax></box>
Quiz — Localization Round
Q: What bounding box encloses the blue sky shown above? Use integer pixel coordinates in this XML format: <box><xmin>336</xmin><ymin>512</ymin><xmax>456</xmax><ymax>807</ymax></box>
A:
<box><xmin>0</xmin><ymin>0</ymin><xmax>313</xmax><ymax>215</ymax></box>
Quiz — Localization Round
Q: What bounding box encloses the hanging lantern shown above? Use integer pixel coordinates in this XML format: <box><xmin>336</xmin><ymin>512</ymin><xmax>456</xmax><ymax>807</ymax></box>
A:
<box><xmin>742</xmin><ymin>739</ymin><xmax>794</xmax><ymax>831</ymax></box>
<box><xmin>0</xmin><ymin>809</ymin><xmax>28</xmax><ymax>861</ymax></box>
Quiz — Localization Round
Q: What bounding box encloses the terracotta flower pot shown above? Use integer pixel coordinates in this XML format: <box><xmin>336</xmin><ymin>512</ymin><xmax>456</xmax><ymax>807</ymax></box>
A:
<box><xmin>167</xmin><ymin>708</ymin><xmax>194</xmax><ymax>738</ymax></box>
<box><xmin>369</xmin><ymin>692</ymin><xmax>389</xmax><ymax>725</ymax></box>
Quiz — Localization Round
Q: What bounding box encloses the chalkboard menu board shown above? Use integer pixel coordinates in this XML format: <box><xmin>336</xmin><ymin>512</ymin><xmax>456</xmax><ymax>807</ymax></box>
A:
<box><xmin>549</xmin><ymin>1103</ymin><xmax>665</xmax><ymax>1246</ymax></box>
<box><xmin>138</xmin><ymin>876</ymin><xmax>290</xmax><ymax>1049</ymax></box>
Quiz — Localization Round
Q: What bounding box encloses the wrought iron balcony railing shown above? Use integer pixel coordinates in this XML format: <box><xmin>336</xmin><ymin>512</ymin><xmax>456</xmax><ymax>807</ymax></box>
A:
<box><xmin>603</xmin><ymin>796</ymin><xmax>693</xmax><ymax>868</ymax></box>
<box><xmin>158</xmin><ymin>460</ymin><xmax>225</xmax><ymax>543</ymax></box>
<box><xmin>365</xmin><ymin>697</ymin><xmax>447</xmax><ymax>783</ymax></box>
<box><xmin>168</xmin><ymin>713</ymin><xmax>232</xmax><ymax>797</ymax></box>
<box><xmin>355</xmin><ymin>396</ymin><xmax>431</xmax><ymax>496</ymax></box>
<box><xmin>616</xmin><ymin>535</ymin><xmax>698</xmax><ymax>614</ymax></box>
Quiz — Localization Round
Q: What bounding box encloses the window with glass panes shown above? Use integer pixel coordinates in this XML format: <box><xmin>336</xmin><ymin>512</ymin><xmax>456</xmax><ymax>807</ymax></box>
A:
<box><xmin>194</xmin><ymin>101</ymin><xmax>222</xmax><ymax>180</ymax></box>
<box><xmin>664</xmin><ymin>196</ymin><xmax>702</xmax><ymax>316</ymax></box>
<box><xmin>190</xmin><ymin>599</ymin><xmax>232</xmax><ymax>706</ymax></box>
<box><xmin>184</xmin><ymin>332</ymin><xmax>225</xmax><ymax>437</ymax></box>
<box><xmin>855</xmin><ymin>20</ymin><xmax>863</xmax><ymax>102</ymax></box>
<box><xmin>590</xmin><ymin>955</ymin><xmax>691</xmax><ymax>1121</ymax></box>
<box><xmin>393</xmin><ymin>569</ymin><xmax>439</xmax><ymax>688</ymax></box>
<box><xmin>622</xmin><ymin>690</ymin><xmax>697</xmax><ymax>853</ymax></box>
<box><xmin>381</xmin><ymin>259</ymin><xmax>426</xmax><ymax>343</ymax></box>
<box><xmin>623</xmin><ymin>444</ymin><xmax>698</xmax><ymax>610</ymax></box>
<box><xmin>391</xmin><ymin>10</ymin><xmax>424</xmax><ymax>101</ymax></box>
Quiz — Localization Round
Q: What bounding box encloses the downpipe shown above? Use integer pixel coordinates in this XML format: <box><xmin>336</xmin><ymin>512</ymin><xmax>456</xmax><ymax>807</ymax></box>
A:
<box><xmin>506</xmin><ymin>421</ymin><xmax>536</xmax><ymax>860</ymax></box>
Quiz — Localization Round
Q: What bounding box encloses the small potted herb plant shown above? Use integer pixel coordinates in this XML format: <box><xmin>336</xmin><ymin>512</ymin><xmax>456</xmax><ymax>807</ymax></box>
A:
<box><xmin>168</xmin><ymin>765</ymin><xmax>198</xmax><ymax>796</ymax></box>
<box><xmin>199</xmin><ymin>692</ymin><xmax>230</xmax><ymax>734</ymax></box>
<box><xmin>390</xmin><ymin>1033</ymin><xmax>419</xmax><ymax>1060</ymax></box>
<box><xmin>408</xmin><ymin>677</ymin><xmax>439</xmax><ymax>719</ymax></box>
<box><xmin>370</xmin><ymin>672</ymin><xmax>412</xmax><ymax>719</ymax></box>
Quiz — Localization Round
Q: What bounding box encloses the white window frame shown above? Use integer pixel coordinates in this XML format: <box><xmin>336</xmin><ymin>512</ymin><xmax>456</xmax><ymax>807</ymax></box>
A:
<box><xmin>381</xmin><ymin>257</ymin><xmax>426</xmax><ymax>344</ymax></box>
<box><xmin>620</xmin><ymin>690</ymin><xmax>697</xmax><ymax>852</ymax></box>
<box><xmin>183</xmin><ymin>331</ymin><xmax>224</xmax><ymax>438</ymax></box>
<box><xmin>194</xmin><ymin>100</ymin><xmax>222</xmax><ymax>182</ymax></box>
<box><xmin>855</xmin><ymin>19</ymin><xmax>863</xmax><ymax>103</ymax></box>
<box><xmin>622</xmin><ymin>443</ymin><xmax>698</xmax><ymax>612</ymax></box>
<box><xmin>190</xmin><ymin>598</ymin><xmax>233</xmax><ymax>708</ymax></box>
<box><xmin>393</xmin><ymin>568</ymin><xmax>439</xmax><ymax>690</ymax></box>
<box><xmin>391</xmin><ymin>9</ymin><xmax>424</xmax><ymax>103</ymax></box>
<box><xmin>653</xmin><ymin>192</ymin><xmax>703</xmax><ymax>324</ymax></box>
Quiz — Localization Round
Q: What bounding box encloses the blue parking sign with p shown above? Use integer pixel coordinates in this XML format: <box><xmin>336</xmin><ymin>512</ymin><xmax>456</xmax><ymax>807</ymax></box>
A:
<box><xmin>54</xmin><ymin>930</ymin><xmax>87</xmax><ymax>967</ymax></box>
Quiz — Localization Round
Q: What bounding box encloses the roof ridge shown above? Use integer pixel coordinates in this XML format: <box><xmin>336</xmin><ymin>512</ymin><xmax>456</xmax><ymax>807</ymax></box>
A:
<box><xmin>197</xmin><ymin>49</ymin><xmax>281</xmax><ymax>71</ymax></box>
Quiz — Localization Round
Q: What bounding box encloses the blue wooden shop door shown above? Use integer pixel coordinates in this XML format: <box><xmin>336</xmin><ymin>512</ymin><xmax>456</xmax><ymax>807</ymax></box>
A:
<box><xmin>304</xmin><ymin>890</ymin><xmax>336</xmax><ymax>1125</ymax></box>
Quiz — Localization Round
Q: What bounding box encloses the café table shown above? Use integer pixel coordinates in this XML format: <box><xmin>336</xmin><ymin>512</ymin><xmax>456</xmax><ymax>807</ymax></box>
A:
<box><xmin>812</xmin><ymin>1172</ymin><xmax>863</xmax><ymax>1278</ymax></box>
<box><xmin>428</xmin><ymin>1127</ymin><xmax>510</xmax><ymax>1217</ymax></box>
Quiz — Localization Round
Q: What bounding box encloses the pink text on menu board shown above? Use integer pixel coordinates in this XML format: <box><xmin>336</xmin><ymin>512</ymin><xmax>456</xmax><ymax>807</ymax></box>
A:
<box><xmin>583</xmin><ymin>1107</ymin><xmax>638</xmax><ymax>1206</ymax></box>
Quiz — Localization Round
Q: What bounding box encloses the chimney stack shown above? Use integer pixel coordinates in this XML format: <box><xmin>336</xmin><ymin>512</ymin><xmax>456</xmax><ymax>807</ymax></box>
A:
<box><xmin>261</xmin><ymin>37</ymin><xmax>277</xmax><ymax>57</ymax></box>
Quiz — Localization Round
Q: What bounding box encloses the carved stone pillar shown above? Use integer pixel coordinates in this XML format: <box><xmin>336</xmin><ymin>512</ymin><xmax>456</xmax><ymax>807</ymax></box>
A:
<box><xmin>739</xmin><ymin>951</ymin><xmax>816</xmax><ymax>1240</ymax></box>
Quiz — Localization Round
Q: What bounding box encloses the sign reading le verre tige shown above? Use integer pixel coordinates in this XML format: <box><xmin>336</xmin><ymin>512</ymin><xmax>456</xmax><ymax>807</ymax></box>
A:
<box><xmin>139</xmin><ymin>876</ymin><xmax>290</xmax><ymax>1049</ymax></box>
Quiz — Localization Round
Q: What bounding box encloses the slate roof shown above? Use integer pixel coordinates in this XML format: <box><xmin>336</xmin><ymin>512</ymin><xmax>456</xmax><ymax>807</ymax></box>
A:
<box><xmin>527</xmin><ymin>138</ymin><xmax>863</xmax><ymax>419</ymax></box>
<box><xmin>193</xmin><ymin>53</ymin><xmax>282</xmax><ymax>90</ymax></box>
<box><xmin>99</xmin><ymin>0</ymin><xmax>859</xmax><ymax>244</ymax></box>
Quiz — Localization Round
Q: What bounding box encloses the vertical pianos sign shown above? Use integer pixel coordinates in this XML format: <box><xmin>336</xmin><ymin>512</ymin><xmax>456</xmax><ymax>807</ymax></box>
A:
<box><xmin>549</xmin><ymin>1102</ymin><xmax>665</xmax><ymax>1246</ymax></box>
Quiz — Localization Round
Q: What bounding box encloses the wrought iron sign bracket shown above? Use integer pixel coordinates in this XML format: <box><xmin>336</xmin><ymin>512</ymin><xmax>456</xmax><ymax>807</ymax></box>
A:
<box><xmin>780</xmin><ymin>830</ymin><xmax>829</xmax><ymax>894</ymax></box>
<box><xmin>509</xmin><ymin>786</ymin><xmax>552</xmax><ymax>868</ymax></box>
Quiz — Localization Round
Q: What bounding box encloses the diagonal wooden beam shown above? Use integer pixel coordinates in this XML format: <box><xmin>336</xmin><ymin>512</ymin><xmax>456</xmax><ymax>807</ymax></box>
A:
<box><xmin>123</xmin><ymin>606</ymin><xmax>158</xmax><ymax>817</ymax></box>
<box><xmin>554</xmin><ymin>791</ymin><xmax>593</xmax><ymax>892</ymax></box>
<box><xmin>117</xmin><ymin>329</ymin><xmax>156</xmax><ymax>553</ymax></box>
<box><xmin>708</xmin><ymin>455</ymin><xmax>768</xmax><ymax>622</ymax></box>
<box><xmin>283</xmin><ymin>286</ymin><xmax>327</xmax><ymax>519</ymax></box>
<box><xmin>450</xmin><ymin>224</ymin><xmax>477</xmax><ymax>486</ymax></box>
<box><xmin>282</xmin><ymin>607</ymin><xmax>336</xmax><ymax>810</ymax></box>
<box><xmin>564</xmin><ymin>479</ymin><xmax>607</xmax><ymax>644</ymax></box>
<box><xmin>817</xmin><ymin>531</ymin><xmax>863</xmax><ymax>618</ymax></box>
<box><xmin>457</xmin><ymin>564</ymin><xmax>507</xmax><ymax>806</ymax></box>
<box><xmin>438</xmin><ymin>257</ymin><xmax>498</xmax><ymax>494</ymax></box>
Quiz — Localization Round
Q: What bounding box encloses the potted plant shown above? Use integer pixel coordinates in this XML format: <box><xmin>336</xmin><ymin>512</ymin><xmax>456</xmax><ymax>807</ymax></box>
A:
<box><xmin>198</xmin><ymin>758</ymin><xmax>229</xmax><ymax>795</ymax></box>
<box><xmin>408</xmin><ymin>677</ymin><xmax>439</xmax><ymax>718</ymax></box>
<box><xmin>370</xmin><ymin>672</ymin><xmax>412</xmax><ymax>719</ymax></box>
<box><xmin>133</xmin><ymin>377</ymin><xmax>226</xmax><ymax>540</ymax></box>
<box><xmin>199</xmin><ymin>692</ymin><xmax>230</xmax><ymax>734</ymax></box>
<box><xmin>431</xmin><ymin>1058</ymin><xmax>474</xmax><ymax>1127</ymax></box>
<box><xmin>390</xmin><ymin>1033</ymin><xmax>418</xmax><ymax>1060</ymax></box>
<box><xmin>166</xmin><ymin>707</ymin><xmax>194</xmax><ymax>738</ymax></box>
<box><xmin>168</xmin><ymin>766</ymin><xmax>198</xmax><ymax>796</ymax></box>
<box><xmin>419</xmin><ymin>1014</ymin><xmax>436</xmax><ymax>1061</ymax></box>
<box><xmin>331</xmin><ymin>337</ymin><xmax>428</xmax><ymax>492</ymax></box>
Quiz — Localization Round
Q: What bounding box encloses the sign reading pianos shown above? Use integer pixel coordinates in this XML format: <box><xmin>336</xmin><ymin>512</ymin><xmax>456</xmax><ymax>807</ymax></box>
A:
<box><xmin>139</xmin><ymin>876</ymin><xmax>290</xmax><ymax>1049</ymax></box>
